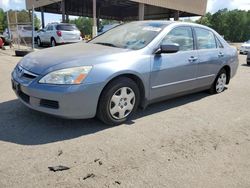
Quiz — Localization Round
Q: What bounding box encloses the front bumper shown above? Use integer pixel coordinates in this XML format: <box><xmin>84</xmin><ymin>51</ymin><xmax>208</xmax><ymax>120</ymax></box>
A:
<box><xmin>11</xmin><ymin>70</ymin><xmax>104</xmax><ymax>119</ymax></box>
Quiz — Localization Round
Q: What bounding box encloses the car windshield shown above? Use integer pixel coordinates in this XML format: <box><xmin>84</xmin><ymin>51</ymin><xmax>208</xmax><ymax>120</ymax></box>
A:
<box><xmin>90</xmin><ymin>22</ymin><xmax>169</xmax><ymax>50</ymax></box>
<box><xmin>56</xmin><ymin>24</ymin><xmax>78</xmax><ymax>31</ymax></box>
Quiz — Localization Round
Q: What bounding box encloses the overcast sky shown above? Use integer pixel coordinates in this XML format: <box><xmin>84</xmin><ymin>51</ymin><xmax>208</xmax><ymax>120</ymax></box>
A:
<box><xmin>207</xmin><ymin>0</ymin><xmax>250</xmax><ymax>13</ymax></box>
<box><xmin>0</xmin><ymin>0</ymin><xmax>250</xmax><ymax>24</ymax></box>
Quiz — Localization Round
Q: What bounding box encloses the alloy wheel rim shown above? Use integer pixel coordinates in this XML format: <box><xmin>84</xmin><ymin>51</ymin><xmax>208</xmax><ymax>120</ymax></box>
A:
<box><xmin>216</xmin><ymin>73</ymin><xmax>227</xmax><ymax>93</ymax></box>
<box><xmin>109</xmin><ymin>87</ymin><xmax>136</xmax><ymax>120</ymax></box>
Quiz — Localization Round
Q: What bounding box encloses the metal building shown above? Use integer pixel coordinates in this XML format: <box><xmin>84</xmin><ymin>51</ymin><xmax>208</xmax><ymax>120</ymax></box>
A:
<box><xmin>26</xmin><ymin>0</ymin><xmax>207</xmax><ymax>36</ymax></box>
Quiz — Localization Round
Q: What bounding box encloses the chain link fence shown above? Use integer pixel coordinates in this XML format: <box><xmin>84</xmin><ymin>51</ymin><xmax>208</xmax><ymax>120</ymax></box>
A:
<box><xmin>7</xmin><ymin>10</ymin><xmax>34</xmax><ymax>52</ymax></box>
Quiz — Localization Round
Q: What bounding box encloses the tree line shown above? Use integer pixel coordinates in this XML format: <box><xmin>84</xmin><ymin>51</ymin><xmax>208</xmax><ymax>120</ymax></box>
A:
<box><xmin>196</xmin><ymin>9</ymin><xmax>250</xmax><ymax>42</ymax></box>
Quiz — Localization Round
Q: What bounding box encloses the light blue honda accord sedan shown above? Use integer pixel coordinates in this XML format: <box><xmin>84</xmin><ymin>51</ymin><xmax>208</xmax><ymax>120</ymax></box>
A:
<box><xmin>12</xmin><ymin>21</ymin><xmax>239</xmax><ymax>125</ymax></box>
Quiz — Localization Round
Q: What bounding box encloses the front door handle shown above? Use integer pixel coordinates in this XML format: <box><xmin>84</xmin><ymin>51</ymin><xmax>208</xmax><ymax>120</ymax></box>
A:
<box><xmin>188</xmin><ymin>56</ymin><xmax>198</xmax><ymax>63</ymax></box>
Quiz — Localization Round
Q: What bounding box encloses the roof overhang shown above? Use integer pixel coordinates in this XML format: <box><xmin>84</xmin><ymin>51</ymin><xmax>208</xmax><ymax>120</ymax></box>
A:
<box><xmin>26</xmin><ymin>0</ymin><xmax>61</xmax><ymax>10</ymax></box>
<box><xmin>26</xmin><ymin>0</ymin><xmax>207</xmax><ymax>20</ymax></box>
<box><xmin>130</xmin><ymin>0</ymin><xmax>207</xmax><ymax>16</ymax></box>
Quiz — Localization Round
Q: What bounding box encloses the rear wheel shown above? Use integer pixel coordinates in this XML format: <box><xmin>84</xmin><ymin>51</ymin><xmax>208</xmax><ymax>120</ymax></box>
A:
<box><xmin>97</xmin><ymin>77</ymin><xmax>140</xmax><ymax>126</ymax></box>
<box><xmin>209</xmin><ymin>69</ymin><xmax>228</xmax><ymax>94</ymax></box>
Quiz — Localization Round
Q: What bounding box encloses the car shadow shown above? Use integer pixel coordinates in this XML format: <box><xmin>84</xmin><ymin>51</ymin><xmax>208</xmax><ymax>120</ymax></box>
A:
<box><xmin>0</xmin><ymin>91</ymin><xmax>211</xmax><ymax>145</ymax></box>
<box><xmin>0</xmin><ymin>99</ymin><xmax>110</xmax><ymax>145</ymax></box>
<box><xmin>131</xmin><ymin>91</ymin><xmax>211</xmax><ymax>124</ymax></box>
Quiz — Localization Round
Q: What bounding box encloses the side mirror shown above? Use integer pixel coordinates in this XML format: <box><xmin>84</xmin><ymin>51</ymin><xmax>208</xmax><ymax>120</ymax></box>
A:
<box><xmin>156</xmin><ymin>43</ymin><xmax>180</xmax><ymax>54</ymax></box>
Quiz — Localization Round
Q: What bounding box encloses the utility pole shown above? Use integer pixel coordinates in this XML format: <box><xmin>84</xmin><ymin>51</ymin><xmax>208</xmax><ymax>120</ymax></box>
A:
<box><xmin>138</xmin><ymin>3</ymin><xmax>145</xmax><ymax>20</ymax></box>
<box><xmin>32</xmin><ymin>5</ymin><xmax>35</xmax><ymax>50</ymax></box>
<box><xmin>92</xmin><ymin>0</ymin><xmax>97</xmax><ymax>37</ymax></box>
<box><xmin>15</xmin><ymin>11</ymin><xmax>20</xmax><ymax>49</ymax></box>
<box><xmin>6</xmin><ymin>11</ymin><xmax>11</xmax><ymax>39</ymax></box>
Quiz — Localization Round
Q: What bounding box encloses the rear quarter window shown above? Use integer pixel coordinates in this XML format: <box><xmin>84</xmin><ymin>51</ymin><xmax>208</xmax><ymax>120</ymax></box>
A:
<box><xmin>215</xmin><ymin>36</ymin><xmax>224</xmax><ymax>48</ymax></box>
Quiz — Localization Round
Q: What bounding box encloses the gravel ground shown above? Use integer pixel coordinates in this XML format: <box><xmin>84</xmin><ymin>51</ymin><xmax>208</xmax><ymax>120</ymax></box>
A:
<box><xmin>0</xmin><ymin>50</ymin><xmax>250</xmax><ymax>188</ymax></box>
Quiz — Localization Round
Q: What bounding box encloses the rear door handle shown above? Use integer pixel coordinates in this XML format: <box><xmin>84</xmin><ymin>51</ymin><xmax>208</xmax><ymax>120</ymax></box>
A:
<box><xmin>218</xmin><ymin>52</ymin><xmax>224</xmax><ymax>57</ymax></box>
<box><xmin>188</xmin><ymin>56</ymin><xmax>198</xmax><ymax>63</ymax></box>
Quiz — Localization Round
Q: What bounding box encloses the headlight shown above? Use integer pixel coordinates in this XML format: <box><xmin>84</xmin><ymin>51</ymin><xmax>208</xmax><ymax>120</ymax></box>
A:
<box><xmin>39</xmin><ymin>66</ymin><xmax>92</xmax><ymax>85</ymax></box>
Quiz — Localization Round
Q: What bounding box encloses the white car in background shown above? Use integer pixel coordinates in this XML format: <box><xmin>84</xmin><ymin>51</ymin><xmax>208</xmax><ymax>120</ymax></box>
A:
<box><xmin>3</xmin><ymin>25</ymin><xmax>37</xmax><ymax>40</ymax></box>
<box><xmin>37</xmin><ymin>23</ymin><xmax>82</xmax><ymax>47</ymax></box>
<box><xmin>17</xmin><ymin>25</ymin><xmax>36</xmax><ymax>38</ymax></box>
<box><xmin>240</xmin><ymin>40</ymin><xmax>250</xmax><ymax>54</ymax></box>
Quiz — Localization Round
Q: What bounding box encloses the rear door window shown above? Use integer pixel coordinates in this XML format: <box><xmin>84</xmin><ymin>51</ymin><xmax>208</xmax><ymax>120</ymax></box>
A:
<box><xmin>56</xmin><ymin>24</ymin><xmax>77</xmax><ymax>31</ymax></box>
<box><xmin>195</xmin><ymin>28</ymin><xmax>217</xmax><ymax>50</ymax></box>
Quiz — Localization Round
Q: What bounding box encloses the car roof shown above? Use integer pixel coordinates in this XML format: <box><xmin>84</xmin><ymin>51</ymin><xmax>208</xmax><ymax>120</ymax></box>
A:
<box><xmin>130</xmin><ymin>20</ymin><xmax>214</xmax><ymax>31</ymax></box>
<box><xmin>131</xmin><ymin>20</ymin><xmax>174</xmax><ymax>26</ymax></box>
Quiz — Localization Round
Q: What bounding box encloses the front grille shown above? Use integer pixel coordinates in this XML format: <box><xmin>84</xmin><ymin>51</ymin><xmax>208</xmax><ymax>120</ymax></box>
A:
<box><xmin>40</xmin><ymin>99</ymin><xmax>59</xmax><ymax>109</ymax></box>
<box><xmin>23</xmin><ymin>73</ymin><xmax>37</xmax><ymax>79</ymax></box>
<box><xmin>18</xmin><ymin>90</ymin><xmax>30</xmax><ymax>103</ymax></box>
<box><xmin>16</xmin><ymin>65</ymin><xmax>38</xmax><ymax>80</ymax></box>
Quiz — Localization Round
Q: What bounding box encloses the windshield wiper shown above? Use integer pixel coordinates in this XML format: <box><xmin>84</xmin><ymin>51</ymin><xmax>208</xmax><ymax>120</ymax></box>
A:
<box><xmin>94</xmin><ymin>42</ymin><xmax>118</xmax><ymax>48</ymax></box>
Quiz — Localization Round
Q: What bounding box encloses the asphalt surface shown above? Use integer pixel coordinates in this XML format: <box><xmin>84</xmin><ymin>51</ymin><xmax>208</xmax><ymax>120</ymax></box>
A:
<box><xmin>0</xmin><ymin>50</ymin><xmax>249</xmax><ymax>188</ymax></box>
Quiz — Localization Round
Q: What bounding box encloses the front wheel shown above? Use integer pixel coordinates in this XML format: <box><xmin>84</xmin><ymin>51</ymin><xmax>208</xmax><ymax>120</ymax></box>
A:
<box><xmin>209</xmin><ymin>69</ymin><xmax>228</xmax><ymax>94</ymax></box>
<box><xmin>97</xmin><ymin>77</ymin><xmax>140</xmax><ymax>126</ymax></box>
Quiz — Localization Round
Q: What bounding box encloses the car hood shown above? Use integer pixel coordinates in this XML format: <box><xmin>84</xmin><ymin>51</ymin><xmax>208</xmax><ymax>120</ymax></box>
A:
<box><xmin>19</xmin><ymin>42</ymin><xmax>131</xmax><ymax>74</ymax></box>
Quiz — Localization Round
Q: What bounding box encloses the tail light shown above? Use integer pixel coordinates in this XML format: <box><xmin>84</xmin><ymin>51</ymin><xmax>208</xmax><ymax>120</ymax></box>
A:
<box><xmin>56</xmin><ymin>30</ymin><xmax>62</xmax><ymax>37</ymax></box>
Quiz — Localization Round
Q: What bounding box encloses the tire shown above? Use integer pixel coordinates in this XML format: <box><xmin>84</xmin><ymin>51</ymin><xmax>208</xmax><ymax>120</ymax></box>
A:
<box><xmin>37</xmin><ymin>37</ymin><xmax>42</xmax><ymax>47</ymax></box>
<box><xmin>97</xmin><ymin>77</ymin><xmax>140</xmax><ymax>126</ymax></box>
<box><xmin>247</xmin><ymin>62</ymin><xmax>250</xmax><ymax>66</ymax></box>
<box><xmin>209</xmin><ymin>69</ymin><xmax>228</xmax><ymax>94</ymax></box>
<box><xmin>51</xmin><ymin>38</ymin><xmax>56</xmax><ymax>47</ymax></box>
<box><xmin>15</xmin><ymin>50</ymin><xmax>31</xmax><ymax>57</ymax></box>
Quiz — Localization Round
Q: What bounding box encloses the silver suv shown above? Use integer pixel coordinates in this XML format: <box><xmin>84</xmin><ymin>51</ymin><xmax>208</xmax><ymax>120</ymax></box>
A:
<box><xmin>37</xmin><ymin>23</ymin><xmax>82</xmax><ymax>47</ymax></box>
